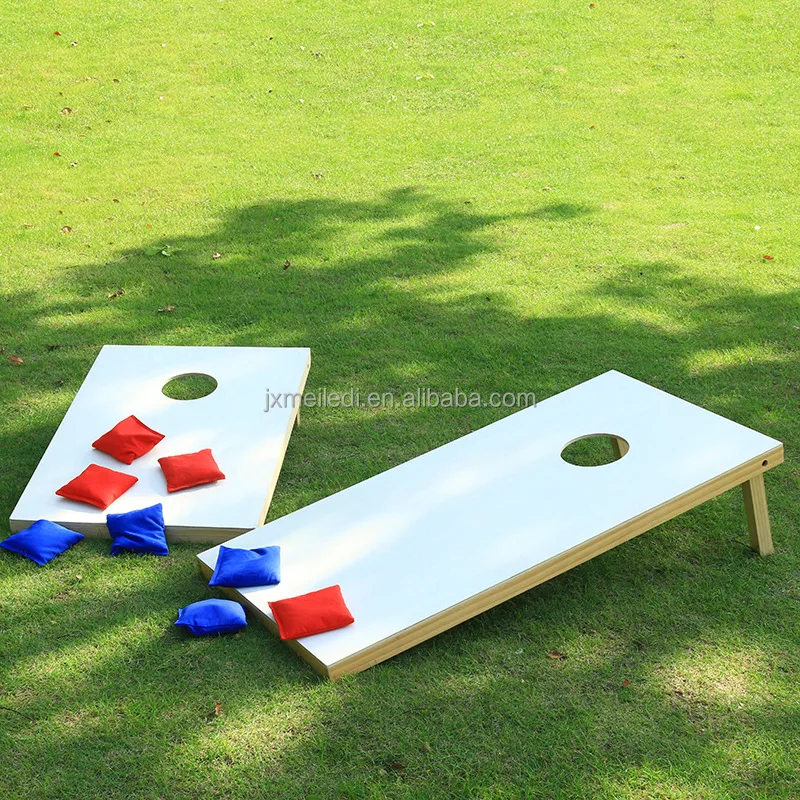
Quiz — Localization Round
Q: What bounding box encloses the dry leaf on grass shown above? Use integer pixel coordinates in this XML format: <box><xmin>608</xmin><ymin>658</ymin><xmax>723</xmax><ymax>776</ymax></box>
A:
<box><xmin>8</xmin><ymin>355</ymin><xmax>24</xmax><ymax>366</ymax></box>
<box><xmin>107</xmin><ymin>289</ymin><xmax>125</xmax><ymax>299</ymax></box>
<box><xmin>547</xmin><ymin>649</ymin><xmax>567</xmax><ymax>660</ymax></box>
<box><xmin>157</xmin><ymin>305</ymin><xmax>176</xmax><ymax>313</ymax></box>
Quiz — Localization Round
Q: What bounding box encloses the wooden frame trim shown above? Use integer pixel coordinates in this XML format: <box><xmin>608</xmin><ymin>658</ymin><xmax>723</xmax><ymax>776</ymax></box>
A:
<box><xmin>197</xmin><ymin>560</ymin><xmax>330</xmax><ymax>675</ymax></box>
<box><xmin>254</xmin><ymin>354</ymin><xmax>310</xmax><ymax>531</ymax></box>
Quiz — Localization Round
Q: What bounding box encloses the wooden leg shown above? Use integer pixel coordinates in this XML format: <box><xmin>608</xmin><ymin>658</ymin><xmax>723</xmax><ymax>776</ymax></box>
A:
<box><xmin>610</xmin><ymin>437</ymin><xmax>629</xmax><ymax>460</ymax></box>
<box><xmin>742</xmin><ymin>473</ymin><xmax>774</xmax><ymax>556</ymax></box>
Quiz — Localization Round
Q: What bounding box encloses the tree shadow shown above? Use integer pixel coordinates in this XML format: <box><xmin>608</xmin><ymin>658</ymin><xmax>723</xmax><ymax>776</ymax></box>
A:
<box><xmin>2</xmin><ymin>187</ymin><xmax>799</xmax><ymax>798</ymax></box>
<box><xmin>529</xmin><ymin>202</ymin><xmax>596</xmax><ymax>220</ymax></box>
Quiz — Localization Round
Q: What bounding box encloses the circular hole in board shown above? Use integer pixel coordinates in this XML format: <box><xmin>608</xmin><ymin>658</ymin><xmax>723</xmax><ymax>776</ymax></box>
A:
<box><xmin>561</xmin><ymin>434</ymin><xmax>629</xmax><ymax>467</ymax></box>
<box><xmin>162</xmin><ymin>373</ymin><xmax>218</xmax><ymax>401</ymax></box>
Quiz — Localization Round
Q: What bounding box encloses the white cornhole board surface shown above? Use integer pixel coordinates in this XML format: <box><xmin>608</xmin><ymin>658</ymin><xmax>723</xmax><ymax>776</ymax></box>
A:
<box><xmin>10</xmin><ymin>345</ymin><xmax>310</xmax><ymax>542</ymax></box>
<box><xmin>196</xmin><ymin>370</ymin><xmax>783</xmax><ymax>677</ymax></box>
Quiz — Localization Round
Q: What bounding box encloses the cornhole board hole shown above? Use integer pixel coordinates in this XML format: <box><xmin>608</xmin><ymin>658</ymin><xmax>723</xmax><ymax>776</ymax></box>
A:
<box><xmin>10</xmin><ymin>345</ymin><xmax>310</xmax><ymax>542</ymax></box>
<box><xmin>196</xmin><ymin>370</ymin><xmax>783</xmax><ymax>678</ymax></box>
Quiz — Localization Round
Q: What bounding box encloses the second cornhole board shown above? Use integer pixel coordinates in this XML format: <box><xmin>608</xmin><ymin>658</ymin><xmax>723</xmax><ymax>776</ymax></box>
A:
<box><xmin>196</xmin><ymin>371</ymin><xmax>783</xmax><ymax>677</ymax></box>
<box><xmin>10</xmin><ymin>345</ymin><xmax>310</xmax><ymax>542</ymax></box>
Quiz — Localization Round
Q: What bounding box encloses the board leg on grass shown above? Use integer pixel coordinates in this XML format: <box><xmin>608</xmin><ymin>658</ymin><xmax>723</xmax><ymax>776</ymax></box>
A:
<box><xmin>742</xmin><ymin>472</ymin><xmax>774</xmax><ymax>556</ymax></box>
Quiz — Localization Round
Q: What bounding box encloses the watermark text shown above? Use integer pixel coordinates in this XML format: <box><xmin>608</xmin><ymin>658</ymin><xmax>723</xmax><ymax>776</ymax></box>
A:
<box><xmin>265</xmin><ymin>387</ymin><xmax>536</xmax><ymax>411</ymax></box>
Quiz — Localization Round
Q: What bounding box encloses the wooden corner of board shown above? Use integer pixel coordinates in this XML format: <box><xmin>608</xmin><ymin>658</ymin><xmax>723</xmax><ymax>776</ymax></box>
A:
<box><xmin>195</xmin><ymin>559</ymin><xmax>330</xmax><ymax>679</ymax></box>
<box><xmin>284</xmin><ymin>639</ymin><xmax>331</xmax><ymax>679</ymax></box>
<box><xmin>762</xmin><ymin>443</ymin><xmax>784</xmax><ymax>470</ymax></box>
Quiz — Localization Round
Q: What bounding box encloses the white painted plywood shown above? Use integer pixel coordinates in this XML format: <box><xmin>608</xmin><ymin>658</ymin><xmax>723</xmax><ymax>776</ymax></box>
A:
<box><xmin>11</xmin><ymin>345</ymin><xmax>310</xmax><ymax>541</ymax></box>
<box><xmin>197</xmin><ymin>371</ymin><xmax>782</xmax><ymax>673</ymax></box>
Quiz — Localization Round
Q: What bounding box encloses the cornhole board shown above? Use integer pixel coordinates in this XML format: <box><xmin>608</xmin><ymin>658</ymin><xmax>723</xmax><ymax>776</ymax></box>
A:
<box><xmin>196</xmin><ymin>370</ymin><xmax>783</xmax><ymax>678</ymax></box>
<box><xmin>10</xmin><ymin>345</ymin><xmax>310</xmax><ymax>543</ymax></box>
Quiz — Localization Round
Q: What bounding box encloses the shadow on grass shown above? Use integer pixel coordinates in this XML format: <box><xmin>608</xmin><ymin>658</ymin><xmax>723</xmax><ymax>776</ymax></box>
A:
<box><xmin>2</xmin><ymin>187</ymin><xmax>799</xmax><ymax>798</ymax></box>
<box><xmin>2</xmin><ymin>527</ymin><xmax>797</xmax><ymax>799</ymax></box>
<box><xmin>529</xmin><ymin>202</ymin><xmax>596</xmax><ymax>220</ymax></box>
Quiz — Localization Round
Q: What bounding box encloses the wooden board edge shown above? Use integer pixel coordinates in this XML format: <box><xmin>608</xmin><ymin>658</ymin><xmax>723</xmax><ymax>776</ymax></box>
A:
<box><xmin>8</xmin><ymin>517</ymin><xmax>248</xmax><ymax>543</ymax></box>
<box><xmin>323</xmin><ymin>445</ymin><xmax>785</xmax><ymax>679</ymax></box>
<box><xmin>196</xmin><ymin>559</ymin><xmax>330</xmax><ymax>678</ymax></box>
<box><xmin>165</xmin><ymin>525</ymin><xmax>250</xmax><ymax>543</ymax></box>
<box><xmin>255</xmin><ymin>352</ymin><xmax>312</xmax><ymax>528</ymax></box>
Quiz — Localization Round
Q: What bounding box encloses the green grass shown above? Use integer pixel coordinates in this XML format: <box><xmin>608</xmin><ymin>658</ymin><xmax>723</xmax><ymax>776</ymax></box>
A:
<box><xmin>1</xmin><ymin>0</ymin><xmax>799</xmax><ymax>797</ymax></box>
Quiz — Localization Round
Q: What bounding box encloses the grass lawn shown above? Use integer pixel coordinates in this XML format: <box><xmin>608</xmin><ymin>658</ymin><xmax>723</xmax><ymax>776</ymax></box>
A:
<box><xmin>1</xmin><ymin>0</ymin><xmax>799</xmax><ymax>797</ymax></box>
